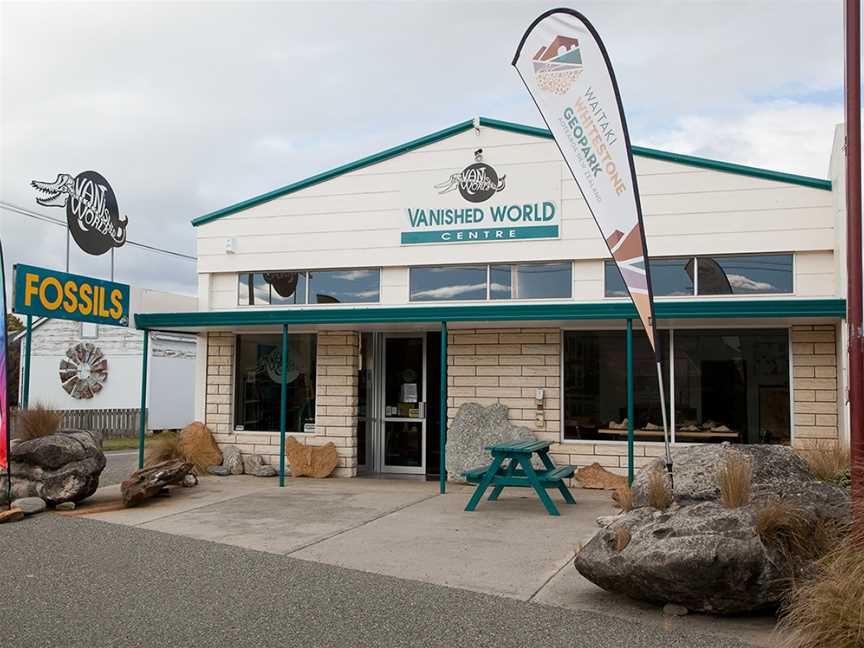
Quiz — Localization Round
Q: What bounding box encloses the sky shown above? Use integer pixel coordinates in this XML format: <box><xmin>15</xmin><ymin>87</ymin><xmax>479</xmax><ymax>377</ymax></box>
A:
<box><xmin>0</xmin><ymin>0</ymin><xmax>854</xmax><ymax>301</ymax></box>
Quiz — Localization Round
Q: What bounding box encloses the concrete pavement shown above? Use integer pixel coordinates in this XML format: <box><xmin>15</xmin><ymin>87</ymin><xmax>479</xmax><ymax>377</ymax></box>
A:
<box><xmin>74</xmin><ymin>475</ymin><xmax>777</xmax><ymax>646</ymax></box>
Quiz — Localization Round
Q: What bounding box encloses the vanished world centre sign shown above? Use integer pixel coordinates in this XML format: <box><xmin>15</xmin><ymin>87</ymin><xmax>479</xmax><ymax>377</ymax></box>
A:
<box><xmin>399</xmin><ymin>157</ymin><xmax>561</xmax><ymax>245</ymax></box>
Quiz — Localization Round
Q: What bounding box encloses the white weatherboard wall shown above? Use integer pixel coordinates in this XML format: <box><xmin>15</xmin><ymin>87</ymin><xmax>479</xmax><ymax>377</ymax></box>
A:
<box><xmin>195</xmin><ymin>125</ymin><xmax>837</xmax><ymax>302</ymax></box>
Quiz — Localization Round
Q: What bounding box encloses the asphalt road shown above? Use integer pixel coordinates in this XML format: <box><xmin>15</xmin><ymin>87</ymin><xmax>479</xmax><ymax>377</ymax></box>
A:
<box><xmin>3</xmin><ymin>514</ymin><xmax>755</xmax><ymax>648</ymax></box>
<box><xmin>100</xmin><ymin>450</ymin><xmax>139</xmax><ymax>486</ymax></box>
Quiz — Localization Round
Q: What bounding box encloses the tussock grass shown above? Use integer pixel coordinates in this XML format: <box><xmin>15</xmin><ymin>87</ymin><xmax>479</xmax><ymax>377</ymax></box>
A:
<box><xmin>719</xmin><ymin>451</ymin><xmax>752</xmax><ymax>508</ymax></box>
<box><xmin>614</xmin><ymin>484</ymin><xmax>634</xmax><ymax>511</ymax></box>
<box><xmin>143</xmin><ymin>433</ymin><xmax>180</xmax><ymax>468</ymax></box>
<box><xmin>15</xmin><ymin>403</ymin><xmax>63</xmax><ymax>440</ymax></box>
<box><xmin>646</xmin><ymin>469</ymin><xmax>673</xmax><ymax>510</ymax></box>
<box><xmin>798</xmin><ymin>443</ymin><xmax>851</xmax><ymax>487</ymax></box>
<box><xmin>753</xmin><ymin>498</ymin><xmax>841</xmax><ymax>562</ymax></box>
<box><xmin>776</xmin><ymin>524</ymin><xmax>864</xmax><ymax>648</ymax></box>
<box><xmin>614</xmin><ymin>526</ymin><xmax>631</xmax><ymax>552</ymax></box>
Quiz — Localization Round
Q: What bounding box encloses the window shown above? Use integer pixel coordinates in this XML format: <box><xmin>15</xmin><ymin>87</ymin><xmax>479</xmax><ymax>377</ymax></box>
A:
<box><xmin>234</xmin><ymin>333</ymin><xmax>316</xmax><ymax>432</ymax></box>
<box><xmin>410</xmin><ymin>262</ymin><xmax>572</xmax><ymax>302</ymax></box>
<box><xmin>604</xmin><ymin>254</ymin><xmax>793</xmax><ymax>297</ymax></box>
<box><xmin>238</xmin><ymin>269</ymin><xmax>379</xmax><ymax>306</ymax></box>
<box><xmin>309</xmin><ymin>269</ymin><xmax>380</xmax><ymax>304</ymax></box>
<box><xmin>562</xmin><ymin>331</ymin><xmax>668</xmax><ymax>442</ymax></box>
<box><xmin>697</xmin><ymin>254</ymin><xmax>793</xmax><ymax>295</ymax></box>
<box><xmin>673</xmin><ymin>330</ymin><xmax>789</xmax><ymax>444</ymax></box>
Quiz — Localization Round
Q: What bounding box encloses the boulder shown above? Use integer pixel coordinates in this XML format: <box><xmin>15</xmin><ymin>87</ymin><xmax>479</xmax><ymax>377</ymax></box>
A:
<box><xmin>121</xmin><ymin>459</ymin><xmax>194</xmax><ymax>507</ymax></box>
<box><xmin>444</xmin><ymin>403</ymin><xmax>535</xmax><ymax>482</ymax></box>
<box><xmin>207</xmin><ymin>465</ymin><xmax>230</xmax><ymax>476</ymax></box>
<box><xmin>254</xmin><ymin>465</ymin><xmax>278</xmax><ymax>478</ymax></box>
<box><xmin>574</xmin><ymin>444</ymin><xmax>851</xmax><ymax>614</ymax></box>
<box><xmin>575</xmin><ymin>463</ymin><xmax>628</xmax><ymax>490</ymax></box>
<box><xmin>12</xmin><ymin>497</ymin><xmax>47</xmax><ymax>515</ymax></box>
<box><xmin>222</xmin><ymin>445</ymin><xmax>244</xmax><ymax>475</ymax></box>
<box><xmin>243</xmin><ymin>454</ymin><xmax>265</xmax><ymax>475</ymax></box>
<box><xmin>176</xmin><ymin>422</ymin><xmax>222</xmax><ymax>471</ymax></box>
<box><xmin>284</xmin><ymin>437</ymin><xmax>338</xmax><ymax>478</ymax></box>
<box><xmin>0</xmin><ymin>430</ymin><xmax>106</xmax><ymax>505</ymax></box>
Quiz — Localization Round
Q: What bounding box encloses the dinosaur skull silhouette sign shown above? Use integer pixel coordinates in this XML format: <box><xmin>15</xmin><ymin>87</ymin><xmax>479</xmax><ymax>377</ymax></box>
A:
<box><xmin>31</xmin><ymin>170</ymin><xmax>128</xmax><ymax>256</ymax></box>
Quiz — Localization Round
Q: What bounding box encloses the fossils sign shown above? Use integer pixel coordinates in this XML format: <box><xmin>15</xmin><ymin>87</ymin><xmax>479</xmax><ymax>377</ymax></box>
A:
<box><xmin>32</xmin><ymin>170</ymin><xmax>128</xmax><ymax>256</ymax></box>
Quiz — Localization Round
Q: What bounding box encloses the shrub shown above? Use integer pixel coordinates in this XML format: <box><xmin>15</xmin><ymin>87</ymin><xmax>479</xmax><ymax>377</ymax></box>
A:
<box><xmin>719</xmin><ymin>451</ymin><xmax>752</xmax><ymax>508</ymax></box>
<box><xmin>14</xmin><ymin>403</ymin><xmax>63</xmax><ymax>440</ymax></box>
<box><xmin>613</xmin><ymin>526</ymin><xmax>631</xmax><ymax>552</ymax></box>
<box><xmin>646</xmin><ymin>469</ymin><xmax>672</xmax><ymax>510</ymax></box>
<box><xmin>799</xmin><ymin>443</ymin><xmax>850</xmax><ymax>487</ymax></box>
<box><xmin>143</xmin><ymin>433</ymin><xmax>180</xmax><ymax>468</ymax></box>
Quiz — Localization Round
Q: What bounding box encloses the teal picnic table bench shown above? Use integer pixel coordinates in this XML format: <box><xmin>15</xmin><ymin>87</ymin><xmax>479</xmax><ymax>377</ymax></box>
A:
<box><xmin>463</xmin><ymin>439</ymin><xmax>576</xmax><ymax>516</ymax></box>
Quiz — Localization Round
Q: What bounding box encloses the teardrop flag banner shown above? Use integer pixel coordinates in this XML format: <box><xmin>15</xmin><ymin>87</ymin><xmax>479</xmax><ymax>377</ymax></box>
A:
<box><xmin>513</xmin><ymin>8</ymin><xmax>672</xmax><ymax>475</ymax></box>
<box><xmin>0</xmin><ymin>238</ymin><xmax>10</xmax><ymax>507</ymax></box>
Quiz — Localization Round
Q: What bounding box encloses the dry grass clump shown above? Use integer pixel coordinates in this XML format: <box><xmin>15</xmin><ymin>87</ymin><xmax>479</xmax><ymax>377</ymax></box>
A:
<box><xmin>776</xmin><ymin>531</ymin><xmax>864</xmax><ymax>648</ymax></box>
<box><xmin>143</xmin><ymin>433</ymin><xmax>180</xmax><ymax>468</ymax></box>
<box><xmin>646</xmin><ymin>469</ymin><xmax>673</xmax><ymax>510</ymax></box>
<box><xmin>798</xmin><ymin>443</ymin><xmax>850</xmax><ymax>487</ymax></box>
<box><xmin>613</xmin><ymin>526</ymin><xmax>631</xmax><ymax>552</ymax></box>
<box><xmin>719</xmin><ymin>451</ymin><xmax>752</xmax><ymax>508</ymax></box>
<box><xmin>15</xmin><ymin>403</ymin><xmax>63</xmax><ymax>440</ymax></box>
<box><xmin>613</xmin><ymin>484</ymin><xmax>634</xmax><ymax>512</ymax></box>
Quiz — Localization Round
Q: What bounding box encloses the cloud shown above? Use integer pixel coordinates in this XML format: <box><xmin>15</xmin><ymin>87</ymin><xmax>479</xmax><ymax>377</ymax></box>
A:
<box><xmin>411</xmin><ymin>283</ymin><xmax>487</xmax><ymax>300</ymax></box>
<box><xmin>726</xmin><ymin>274</ymin><xmax>775</xmax><ymax>293</ymax></box>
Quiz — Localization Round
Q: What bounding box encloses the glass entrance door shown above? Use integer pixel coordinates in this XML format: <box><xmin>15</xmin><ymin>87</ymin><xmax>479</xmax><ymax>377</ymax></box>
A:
<box><xmin>380</xmin><ymin>334</ymin><xmax>426</xmax><ymax>474</ymax></box>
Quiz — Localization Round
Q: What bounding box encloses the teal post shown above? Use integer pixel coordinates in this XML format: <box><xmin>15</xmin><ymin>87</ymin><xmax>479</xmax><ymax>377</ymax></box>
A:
<box><xmin>439</xmin><ymin>321</ymin><xmax>448</xmax><ymax>494</ymax></box>
<box><xmin>21</xmin><ymin>315</ymin><xmax>32</xmax><ymax>408</ymax></box>
<box><xmin>138</xmin><ymin>331</ymin><xmax>149</xmax><ymax>469</ymax></box>
<box><xmin>279</xmin><ymin>324</ymin><xmax>288</xmax><ymax>487</ymax></box>
<box><xmin>626</xmin><ymin>319</ymin><xmax>634</xmax><ymax>486</ymax></box>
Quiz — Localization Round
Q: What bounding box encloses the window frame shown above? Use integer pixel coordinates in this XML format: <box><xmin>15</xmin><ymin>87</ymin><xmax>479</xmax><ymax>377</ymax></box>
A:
<box><xmin>602</xmin><ymin>253</ymin><xmax>795</xmax><ymax>299</ymax></box>
<box><xmin>409</xmin><ymin>261</ymin><xmax>574</xmax><ymax>303</ymax></box>
<box><xmin>238</xmin><ymin>268</ymin><xmax>381</xmax><ymax>307</ymax></box>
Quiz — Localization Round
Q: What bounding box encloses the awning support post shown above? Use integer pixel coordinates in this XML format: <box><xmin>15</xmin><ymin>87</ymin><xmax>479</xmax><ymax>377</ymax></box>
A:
<box><xmin>439</xmin><ymin>321</ymin><xmax>448</xmax><ymax>494</ymax></box>
<box><xmin>21</xmin><ymin>314</ymin><xmax>32</xmax><ymax>409</ymax></box>
<box><xmin>138</xmin><ymin>330</ymin><xmax>149</xmax><ymax>469</ymax></box>
<box><xmin>626</xmin><ymin>318</ymin><xmax>634</xmax><ymax>486</ymax></box>
<box><xmin>279</xmin><ymin>324</ymin><xmax>288</xmax><ymax>487</ymax></box>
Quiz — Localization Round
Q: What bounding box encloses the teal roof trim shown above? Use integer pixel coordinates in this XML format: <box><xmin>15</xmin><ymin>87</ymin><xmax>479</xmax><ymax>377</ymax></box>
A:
<box><xmin>136</xmin><ymin>298</ymin><xmax>846</xmax><ymax>330</ymax></box>
<box><xmin>192</xmin><ymin>116</ymin><xmax>832</xmax><ymax>227</ymax></box>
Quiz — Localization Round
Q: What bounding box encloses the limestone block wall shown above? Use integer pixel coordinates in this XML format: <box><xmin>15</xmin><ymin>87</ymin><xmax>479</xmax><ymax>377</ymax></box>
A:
<box><xmin>791</xmin><ymin>324</ymin><xmax>840</xmax><ymax>449</ymax></box>
<box><xmin>204</xmin><ymin>330</ymin><xmax>359</xmax><ymax>476</ymax></box>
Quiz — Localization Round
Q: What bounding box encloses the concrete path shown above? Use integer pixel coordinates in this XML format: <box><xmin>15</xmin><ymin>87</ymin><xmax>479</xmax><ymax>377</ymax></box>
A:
<box><xmin>79</xmin><ymin>475</ymin><xmax>776</xmax><ymax>646</ymax></box>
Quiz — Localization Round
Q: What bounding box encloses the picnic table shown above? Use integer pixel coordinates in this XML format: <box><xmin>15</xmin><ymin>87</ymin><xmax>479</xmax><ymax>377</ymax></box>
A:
<box><xmin>463</xmin><ymin>439</ymin><xmax>576</xmax><ymax>516</ymax></box>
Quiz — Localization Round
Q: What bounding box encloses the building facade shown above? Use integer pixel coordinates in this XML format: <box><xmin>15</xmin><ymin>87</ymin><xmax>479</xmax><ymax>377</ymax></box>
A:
<box><xmin>137</xmin><ymin>118</ymin><xmax>850</xmax><ymax>478</ymax></box>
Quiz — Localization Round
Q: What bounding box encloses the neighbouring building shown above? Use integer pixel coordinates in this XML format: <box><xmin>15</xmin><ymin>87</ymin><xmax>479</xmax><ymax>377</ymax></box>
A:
<box><xmin>136</xmin><ymin>117</ymin><xmax>851</xmax><ymax>478</ymax></box>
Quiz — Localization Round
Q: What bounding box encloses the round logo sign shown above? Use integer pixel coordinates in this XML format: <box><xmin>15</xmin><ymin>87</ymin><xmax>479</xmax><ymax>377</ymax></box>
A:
<box><xmin>457</xmin><ymin>162</ymin><xmax>506</xmax><ymax>203</ymax></box>
<box><xmin>66</xmin><ymin>171</ymin><xmax>127</xmax><ymax>256</ymax></box>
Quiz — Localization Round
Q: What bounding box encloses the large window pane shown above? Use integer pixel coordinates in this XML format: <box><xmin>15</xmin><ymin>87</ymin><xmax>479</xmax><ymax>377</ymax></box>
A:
<box><xmin>309</xmin><ymin>269</ymin><xmax>380</xmax><ymax>304</ymax></box>
<box><xmin>604</xmin><ymin>259</ymin><xmax>693</xmax><ymax>297</ymax></box>
<box><xmin>673</xmin><ymin>330</ymin><xmax>789</xmax><ymax>444</ymax></box>
<box><xmin>409</xmin><ymin>265</ymin><xmax>487</xmax><ymax>301</ymax></box>
<box><xmin>562</xmin><ymin>330</ymin><xmax>668</xmax><ymax>441</ymax></box>
<box><xmin>234</xmin><ymin>333</ymin><xmax>316</xmax><ymax>432</ymax></box>
<box><xmin>238</xmin><ymin>272</ymin><xmax>272</xmax><ymax>305</ymax></box>
<box><xmin>513</xmin><ymin>262</ymin><xmax>572</xmax><ymax>299</ymax></box>
<box><xmin>697</xmin><ymin>254</ymin><xmax>793</xmax><ymax>295</ymax></box>
<box><xmin>489</xmin><ymin>265</ymin><xmax>512</xmax><ymax>300</ymax></box>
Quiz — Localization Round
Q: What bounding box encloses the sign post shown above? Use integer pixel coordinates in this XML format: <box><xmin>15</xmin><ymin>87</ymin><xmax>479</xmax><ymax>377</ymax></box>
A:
<box><xmin>0</xmin><ymin>240</ymin><xmax>11</xmax><ymax>508</ymax></box>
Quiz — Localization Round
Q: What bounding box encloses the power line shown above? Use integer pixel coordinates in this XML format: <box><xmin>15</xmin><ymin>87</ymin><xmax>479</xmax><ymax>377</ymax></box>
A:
<box><xmin>0</xmin><ymin>200</ymin><xmax>197</xmax><ymax>261</ymax></box>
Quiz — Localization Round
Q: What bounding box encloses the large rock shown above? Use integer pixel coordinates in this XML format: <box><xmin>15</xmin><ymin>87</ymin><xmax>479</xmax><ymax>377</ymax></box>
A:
<box><xmin>12</xmin><ymin>497</ymin><xmax>47</xmax><ymax>515</ymax></box>
<box><xmin>445</xmin><ymin>403</ymin><xmax>535</xmax><ymax>482</ymax></box>
<box><xmin>121</xmin><ymin>459</ymin><xmax>194</xmax><ymax>507</ymax></box>
<box><xmin>176</xmin><ymin>422</ymin><xmax>222</xmax><ymax>471</ymax></box>
<box><xmin>574</xmin><ymin>444</ymin><xmax>851</xmax><ymax>614</ymax></box>
<box><xmin>575</xmin><ymin>463</ymin><xmax>628</xmax><ymax>490</ymax></box>
<box><xmin>0</xmin><ymin>430</ymin><xmax>106</xmax><ymax>505</ymax></box>
<box><xmin>243</xmin><ymin>454</ymin><xmax>265</xmax><ymax>475</ymax></box>
<box><xmin>284</xmin><ymin>437</ymin><xmax>338</xmax><ymax>478</ymax></box>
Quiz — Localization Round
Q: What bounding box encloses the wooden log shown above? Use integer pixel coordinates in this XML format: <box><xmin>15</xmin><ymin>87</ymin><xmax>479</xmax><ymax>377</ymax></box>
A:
<box><xmin>121</xmin><ymin>459</ymin><xmax>193</xmax><ymax>508</ymax></box>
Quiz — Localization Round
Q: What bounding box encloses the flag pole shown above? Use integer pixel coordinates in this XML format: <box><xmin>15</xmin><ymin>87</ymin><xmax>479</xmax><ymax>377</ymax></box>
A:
<box><xmin>656</xmin><ymin>360</ymin><xmax>672</xmax><ymax>487</ymax></box>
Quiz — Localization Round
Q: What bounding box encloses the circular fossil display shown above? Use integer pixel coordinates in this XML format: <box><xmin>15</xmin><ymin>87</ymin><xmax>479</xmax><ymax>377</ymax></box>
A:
<box><xmin>59</xmin><ymin>342</ymin><xmax>108</xmax><ymax>399</ymax></box>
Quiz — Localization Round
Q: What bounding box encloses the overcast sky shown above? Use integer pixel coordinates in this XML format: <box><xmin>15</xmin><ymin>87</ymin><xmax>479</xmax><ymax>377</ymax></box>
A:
<box><xmin>0</xmin><ymin>0</ymin><xmax>852</xmax><ymax>300</ymax></box>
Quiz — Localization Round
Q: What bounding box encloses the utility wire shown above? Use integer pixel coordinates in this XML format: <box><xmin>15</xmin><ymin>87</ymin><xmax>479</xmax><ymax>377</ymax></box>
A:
<box><xmin>0</xmin><ymin>200</ymin><xmax>197</xmax><ymax>260</ymax></box>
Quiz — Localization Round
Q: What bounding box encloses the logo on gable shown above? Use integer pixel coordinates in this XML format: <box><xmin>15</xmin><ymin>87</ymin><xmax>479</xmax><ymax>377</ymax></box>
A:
<box><xmin>532</xmin><ymin>35</ymin><xmax>583</xmax><ymax>95</ymax></box>
<box><xmin>435</xmin><ymin>153</ymin><xmax>506</xmax><ymax>203</ymax></box>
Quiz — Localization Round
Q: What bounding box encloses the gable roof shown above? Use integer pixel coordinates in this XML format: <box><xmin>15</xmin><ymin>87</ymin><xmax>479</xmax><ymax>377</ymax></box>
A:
<box><xmin>192</xmin><ymin>116</ymin><xmax>833</xmax><ymax>227</ymax></box>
